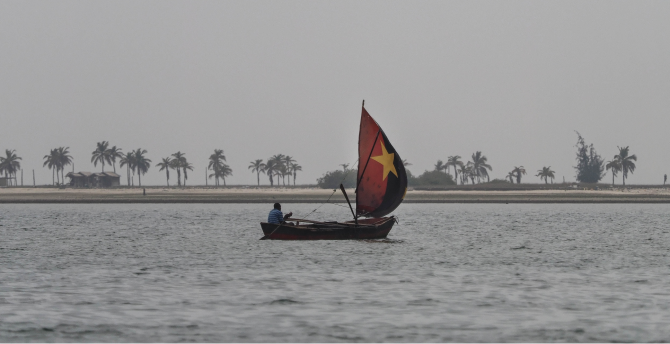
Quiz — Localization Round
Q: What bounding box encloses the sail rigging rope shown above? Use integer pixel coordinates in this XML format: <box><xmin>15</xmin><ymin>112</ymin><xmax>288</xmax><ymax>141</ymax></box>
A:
<box><xmin>301</xmin><ymin>158</ymin><xmax>359</xmax><ymax>221</ymax></box>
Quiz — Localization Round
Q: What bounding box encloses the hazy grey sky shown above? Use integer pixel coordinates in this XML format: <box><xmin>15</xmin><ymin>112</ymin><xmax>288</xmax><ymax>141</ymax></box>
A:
<box><xmin>2</xmin><ymin>1</ymin><xmax>669</xmax><ymax>186</ymax></box>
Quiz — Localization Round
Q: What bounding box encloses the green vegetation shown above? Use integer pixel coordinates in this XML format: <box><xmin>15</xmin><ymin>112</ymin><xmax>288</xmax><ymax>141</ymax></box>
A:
<box><xmin>510</xmin><ymin>166</ymin><xmax>526</xmax><ymax>184</ymax></box>
<box><xmin>574</xmin><ymin>132</ymin><xmax>605</xmax><ymax>183</ymax></box>
<box><xmin>446</xmin><ymin>155</ymin><xmax>463</xmax><ymax>184</ymax></box>
<box><xmin>470</xmin><ymin>151</ymin><xmax>492</xmax><ymax>183</ymax></box>
<box><xmin>91</xmin><ymin>141</ymin><xmax>110</xmax><ymax>172</ymax></box>
<box><xmin>156</xmin><ymin>157</ymin><xmax>172</xmax><ymax>186</ymax></box>
<box><xmin>133</xmin><ymin>149</ymin><xmax>151</xmax><ymax>187</ymax></box>
<box><xmin>170</xmin><ymin>152</ymin><xmax>186</xmax><ymax>186</ymax></box>
<box><xmin>0</xmin><ymin>149</ymin><xmax>22</xmax><ymax>186</ymax></box>
<box><xmin>317</xmin><ymin>166</ymin><xmax>357</xmax><ymax>189</ymax></box>
<box><xmin>605</xmin><ymin>159</ymin><xmax>621</xmax><ymax>186</ymax></box>
<box><xmin>536</xmin><ymin>166</ymin><xmax>556</xmax><ymax>184</ymax></box>
<box><xmin>248</xmin><ymin>154</ymin><xmax>302</xmax><ymax>187</ymax></box>
<box><xmin>0</xmin><ymin>132</ymin><xmax>647</xmax><ymax>187</ymax></box>
<box><xmin>119</xmin><ymin>152</ymin><xmax>135</xmax><ymax>186</ymax></box>
<box><xmin>408</xmin><ymin>170</ymin><xmax>455</xmax><ymax>187</ymax></box>
<box><xmin>485</xmin><ymin>178</ymin><xmax>510</xmax><ymax>184</ymax></box>
<box><xmin>43</xmin><ymin>147</ymin><xmax>71</xmax><ymax>185</ymax></box>
<box><xmin>615</xmin><ymin>146</ymin><xmax>637</xmax><ymax>186</ymax></box>
<box><xmin>208</xmin><ymin>149</ymin><xmax>230</xmax><ymax>186</ymax></box>
<box><xmin>248</xmin><ymin>159</ymin><xmax>265</xmax><ymax>186</ymax></box>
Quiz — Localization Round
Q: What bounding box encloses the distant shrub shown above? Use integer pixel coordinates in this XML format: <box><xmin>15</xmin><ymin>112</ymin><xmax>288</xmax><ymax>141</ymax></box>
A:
<box><xmin>316</xmin><ymin>169</ymin><xmax>358</xmax><ymax>189</ymax></box>
<box><xmin>409</xmin><ymin>170</ymin><xmax>455</xmax><ymax>186</ymax></box>
<box><xmin>574</xmin><ymin>131</ymin><xmax>605</xmax><ymax>183</ymax></box>
<box><xmin>484</xmin><ymin>178</ymin><xmax>510</xmax><ymax>184</ymax></box>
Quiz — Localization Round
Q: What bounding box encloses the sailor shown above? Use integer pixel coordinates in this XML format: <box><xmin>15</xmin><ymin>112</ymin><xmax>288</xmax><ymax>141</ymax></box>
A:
<box><xmin>268</xmin><ymin>203</ymin><xmax>293</xmax><ymax>224</ymax></box>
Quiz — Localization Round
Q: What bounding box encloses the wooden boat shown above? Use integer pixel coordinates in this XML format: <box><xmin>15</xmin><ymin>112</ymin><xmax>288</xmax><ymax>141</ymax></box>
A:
<box><xmin>260</xmin><ymin>101</ymin><xmax>408</xmax><ymax>240</ymax></box>
<box><xmin>260</xmin><ymin>217</ymin><xmax>397</xmax><ymax>240</ymax></box>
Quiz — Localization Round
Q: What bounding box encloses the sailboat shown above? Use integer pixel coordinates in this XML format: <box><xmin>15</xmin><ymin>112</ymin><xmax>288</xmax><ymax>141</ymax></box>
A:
<box><xmin>260</xmin><ymin>102</ymin><xmax>408</xmax><ymax>240</ymax></box>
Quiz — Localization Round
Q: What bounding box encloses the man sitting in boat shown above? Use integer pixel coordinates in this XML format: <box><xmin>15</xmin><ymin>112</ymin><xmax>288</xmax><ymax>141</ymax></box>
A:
<box><xmin>268</xmin><ymin>203</ymin><xmax>293</xmax><ymax>224</ymax></box>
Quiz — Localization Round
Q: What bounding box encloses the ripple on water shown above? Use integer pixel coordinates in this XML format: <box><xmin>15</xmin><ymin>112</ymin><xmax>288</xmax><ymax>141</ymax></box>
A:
<box><xmin>2</xmin><ymin>203</ymin><xmax>670</xmax><ymax>342</ymax></box>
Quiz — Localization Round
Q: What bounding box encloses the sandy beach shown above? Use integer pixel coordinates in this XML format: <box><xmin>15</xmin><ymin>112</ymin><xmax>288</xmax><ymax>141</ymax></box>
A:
<box><xmin>2</xmin><ymin>186</ymin><xmax>670</xmax><ymax>203</ymax></box>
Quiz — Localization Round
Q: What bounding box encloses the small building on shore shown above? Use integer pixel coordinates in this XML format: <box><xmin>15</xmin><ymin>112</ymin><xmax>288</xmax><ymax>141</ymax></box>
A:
<box><xmin>67</xmin><ymin>172</ymin><xmax>121</xmax><ymax>188</ymax></box>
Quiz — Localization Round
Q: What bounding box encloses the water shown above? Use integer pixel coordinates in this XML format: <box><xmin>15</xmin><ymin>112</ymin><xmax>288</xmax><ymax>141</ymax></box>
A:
<box><xmin>2</xmin><ymin>203</ymin><xmax>670</xmax><ymax>342</ymax></box>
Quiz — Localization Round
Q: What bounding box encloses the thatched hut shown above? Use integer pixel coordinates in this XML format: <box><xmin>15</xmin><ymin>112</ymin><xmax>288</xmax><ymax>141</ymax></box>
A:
<box><xmin>67</xmin><ymin>172</ymin><xmax>120</xmax><ymax>188</ymax></box>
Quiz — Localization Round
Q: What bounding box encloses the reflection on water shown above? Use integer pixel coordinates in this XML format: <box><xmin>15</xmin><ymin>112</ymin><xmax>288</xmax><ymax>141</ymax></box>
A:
<box><xmin>2</xmin><ymin>203</ymin><xmax>670</xmax><ymax>342</ymax></box>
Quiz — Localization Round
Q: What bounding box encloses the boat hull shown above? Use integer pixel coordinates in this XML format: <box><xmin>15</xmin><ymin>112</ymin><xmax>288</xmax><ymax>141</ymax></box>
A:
<box><xmin>260</xmin><ymin>217</ymin><xmax>396</xmax><ymax>240</ymax></box>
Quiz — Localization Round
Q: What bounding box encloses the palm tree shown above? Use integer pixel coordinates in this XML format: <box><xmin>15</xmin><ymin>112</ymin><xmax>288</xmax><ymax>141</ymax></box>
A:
<box><xmin>434</xmin><ymin>160</ymin><xmax>446</xmax><ymax>173</ymax></box>
<box><xmin>265</xmin><ymin>159</ymin><xmax>277</xmax><ymax>186</ymax></box>
<box><xmin>0</xmin><ymin>150</ymin><xmax>21</xmax><ymax>186</ymax></box>
<box><xmin>43</xmin><ymin>149</ymin><xmax>59</xmax><ymax>185</ymax></box>
<box><xmin>471</xmin><ymin>151</ymin><xmax>492</xmax><ymax>183</ymax></box>
<box><xmin>133</xmin><ymin>149</ymin><xmax>151</xmax><ymax>187</ymax></box>
<box><xmin>465</xmin><ymin>161</ymin><xmax>477</xmax><ymax>185</ymax></box>
<box><xmin>208</xmin><ymin>149</ymin><xmax>227</xmax><ymax>186</ymax></box>
<box><xmin>270</xmin><ymin>154</ymin><xmax>285</xmax><ymax>185</ymax></box>
<box><xmin>282</xmin><ymin>156</ymin><xmax>296</xmax><ymax>185</ymax></box>
<box><xmin>208</xmin><ymin>166</ymin><xmax>221</xmax><ymax>185</ymax></box>
<box><xmin>615</xmin><ymin>146</ymin><xmax>637</xmax><ymax>186</ymax></box>
<box><xmin>171</xmin><ymin>151</ymin><xmax>187</xmax><ymax>186</ymax></box>
<box><xmin>91</xmin><ymin>141</ymin><xmax>110</xmax><ymax>172</ymax></box>
<box><xmin>57</xmin><ymin>147</ymin><xmax>73</xmax><ymax>185</ymax></box>
<box><xmin>210</xmin><ymin>163</ymin><xmax>233</xmax><ymax>186</ymax></box>
<box><xmin>536</xmin><ymin>166</ymin><xmax>556</xmax><ymax>184</ymax></box>
<box><xmin>248</xmin><ymin>159</ymin><xmax>266</xmax><ymax>186</ymax></box>
<box><xmin>605</xmin><ymin>159</ymin><xmax>622</xmax><ymax>186</ymax></box>
<box><xmin>506</xmin><ymin>171</ymin><xmax>515</xmax><ymax>183</ymax></box>
<box><xmin>107</xmin><ymin>146</ymin><xmax>123</xmax><ymax>173</ymax></box>
<box><xmin>220</xmin><ymin>163</ymin><xmax>232</xmax><ymax>185</ymax></box>
<box><xmin>279</xmin><ymin>164</ymin><xmax>288</xmax><ymax>186</ymax></box>
<box><xmin>182</xmin><ymin>161</ymin><xmax>194</xmax><ymax>186</ymax></box>
<box><xmin>402</xmin><ymin>159</ymin><xmax>412</xmax><ymax>167</ymax></box>
<box><xmin>511</xmin><ymin>166</ymin><xmax>527</xmax><ymax>184</ymax></box>
<box><xmin>447</xmin><ymin>156</ymin><xmax>463</xmax><ymax>183</ymax></box>
<box><xmin>119</xmin><ymin>152</ymin><xmax>135</xmax><ymax>186</ymax></box>
<box><xmin>458</xmin><ymin>164</ymin><xmax>468</xmax><ymax>185</ymax></box>
<box><xmin>290</xmin><ymin>163</ymin><xmax>302</xmax><ymax>186</ymax></box>
<box><xmin>156</xmin><ymin>157</ymin><xmax>172</xmax><ymax>186</ymax></box>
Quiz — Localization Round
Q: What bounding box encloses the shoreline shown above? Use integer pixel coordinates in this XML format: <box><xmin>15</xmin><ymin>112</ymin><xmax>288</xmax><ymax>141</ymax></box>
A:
<box><xmin>2</xmin><ymin>187</ymin><xmax>670</xmax><ymax>203</ymax></box>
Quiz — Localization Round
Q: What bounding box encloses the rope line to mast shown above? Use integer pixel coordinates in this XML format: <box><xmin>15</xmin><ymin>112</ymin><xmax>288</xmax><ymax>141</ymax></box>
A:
<box><xmin>301</xmin><ymin>158</ymin><xmax>358</xmax><ymax>221</ymax></box>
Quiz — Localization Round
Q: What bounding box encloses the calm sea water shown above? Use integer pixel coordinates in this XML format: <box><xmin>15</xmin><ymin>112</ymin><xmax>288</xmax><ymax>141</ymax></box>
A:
<box><xmin>1</xmin><ymin>203</ymin><xmax>670</xmax><ymax>342</ymax></box>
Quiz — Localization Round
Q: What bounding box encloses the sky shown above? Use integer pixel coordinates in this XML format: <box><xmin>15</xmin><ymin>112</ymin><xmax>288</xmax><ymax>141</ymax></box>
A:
<box><xmin>1</xmin><ymin>1</ymin><xmax>669</xmax><ymax>186</ymax></box>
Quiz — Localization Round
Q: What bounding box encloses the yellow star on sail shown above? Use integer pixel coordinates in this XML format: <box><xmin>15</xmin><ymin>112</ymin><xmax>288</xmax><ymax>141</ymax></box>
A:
<box><xmin>371</xmin><ymin>141</ymin><xmax>398</xmax><ymax>181</ymax></box>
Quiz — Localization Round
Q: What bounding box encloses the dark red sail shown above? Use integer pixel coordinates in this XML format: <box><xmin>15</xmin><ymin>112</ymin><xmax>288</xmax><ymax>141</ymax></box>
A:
<box><xmin>356</xmin><ymin>107</ymin><xmax>407</xmax><ymax>218</ymax></box>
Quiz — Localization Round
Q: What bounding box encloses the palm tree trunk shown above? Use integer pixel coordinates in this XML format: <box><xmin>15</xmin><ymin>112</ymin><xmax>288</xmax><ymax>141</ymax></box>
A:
<box><xmin>257</xmin><ymin>172</ymin><xmax>260</xmax><ymax>186</ymax></box>
<box><xmin>166</xmin><ymin>171</ymin><xmax>169</xmax><ymax>187</ymax></box>
<box><xmin>612</xmin><ymin>173</ymin><xmax>615</xmax><ymax>186</ymax></box>
<box><xmin>138</xmin><ymin>172</ymin><xmax>141</xmax><ymax>187</ymax></box>
<box><xmin>52</xmin><ymin>168</ymin><xmax>55</xmax><ymax>185</ymax></box>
